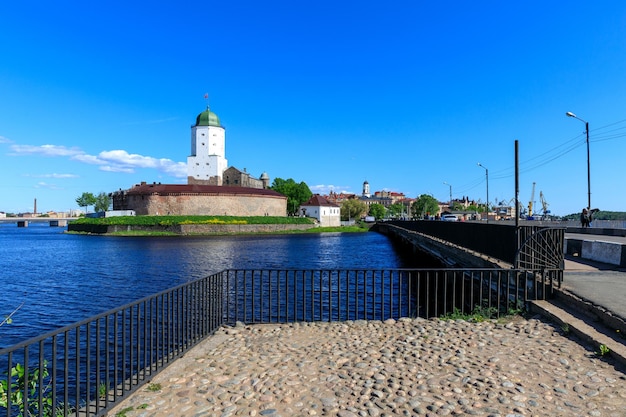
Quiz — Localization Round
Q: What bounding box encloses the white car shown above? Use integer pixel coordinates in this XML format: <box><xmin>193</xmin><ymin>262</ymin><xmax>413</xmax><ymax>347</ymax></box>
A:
<box><xmin>441</xmin><ymin>214</ymin><xmax>459</xmax><ymax>222</ymax></box>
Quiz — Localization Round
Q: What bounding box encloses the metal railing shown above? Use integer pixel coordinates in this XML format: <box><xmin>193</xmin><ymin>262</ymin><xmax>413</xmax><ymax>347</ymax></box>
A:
<box><xmin>0</xmin><ymin>274</ymin><xmax>223</xmax><ymax>417</ymax></box>
<box><xmin>0</xmin><ymin>267</ymin><xmax>559</xmax><ymax>417</ymax></box>
<box><xmin>384</xmin><ymin>220</ymin><xmax>565</xmax><ymax>269</ymax></box>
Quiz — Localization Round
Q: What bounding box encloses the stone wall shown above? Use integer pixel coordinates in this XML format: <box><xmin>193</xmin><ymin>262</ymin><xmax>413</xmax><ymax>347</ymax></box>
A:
<box><xmin>223</xmin><ymin>167</ymin><xmax>265</xmax><ymax>189</ymax></box>
<box><xmin>187</xmin><ymin>176</ymin><xmax>221</xmax><ymax>186</ymax></box>
<box><xmin>123</xmin><ymin>193</ymin><xmax>286</xmax><ymax>216</ymax></box>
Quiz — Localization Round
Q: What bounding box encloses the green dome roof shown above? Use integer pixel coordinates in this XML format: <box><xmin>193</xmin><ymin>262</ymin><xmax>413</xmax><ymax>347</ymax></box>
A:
<box><xmin>195</xmin><ymin>107</ymin><xmax>221</xmax><ymax>127</ymax></box>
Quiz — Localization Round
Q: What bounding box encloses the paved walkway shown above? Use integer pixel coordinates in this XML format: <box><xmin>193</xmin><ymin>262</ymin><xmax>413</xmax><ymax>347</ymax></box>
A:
<box><xmin>564</xmin><ymin>255</ymin><xmax>626</xmax><ymax>323</ymax></box>
<box><xmin>104</xmin><ymin>238</ymin><xmax>626</xmax><ymax>417</ymax></box>
<box><xmin>107</xmin><ymin>319</ymin><xmax>626</xmax><ymax>417</ymax></box>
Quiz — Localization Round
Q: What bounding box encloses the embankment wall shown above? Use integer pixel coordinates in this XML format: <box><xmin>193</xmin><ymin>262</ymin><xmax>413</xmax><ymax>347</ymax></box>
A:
<box><xmin>68</xmin><ymin>223</ymin><xmax>316</xmax><ymax>235</ymax></box>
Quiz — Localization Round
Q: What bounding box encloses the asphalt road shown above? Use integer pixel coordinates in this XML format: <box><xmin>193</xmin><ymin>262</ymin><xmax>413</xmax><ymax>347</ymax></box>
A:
<box><xmin>563</xmin><ymin>254</ymin><xmax>626</xmax><ymax>322</ymax></box>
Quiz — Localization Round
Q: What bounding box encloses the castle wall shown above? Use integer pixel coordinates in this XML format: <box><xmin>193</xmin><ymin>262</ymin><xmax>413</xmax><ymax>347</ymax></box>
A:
<box><xmin>187</xmin><ymin>176</ymin><xmax>222</xmax><ymax>186</ymax></box>
<box><xmin>118</xmin><ymin>193</ymin><xmax>286</xmax><ymax>217</ymax></box>
<box><xmin>223</xmin><ymin>167</ymin><xmax>265</xmax><ymax>189</ymax></box>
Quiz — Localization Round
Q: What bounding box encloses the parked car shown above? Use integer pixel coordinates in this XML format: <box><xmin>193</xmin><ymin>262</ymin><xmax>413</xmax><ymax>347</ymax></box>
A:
<box><xmin>441</xmin><ymin>214</ymin><xmax>459</xmax><ymax>222</ymax></box>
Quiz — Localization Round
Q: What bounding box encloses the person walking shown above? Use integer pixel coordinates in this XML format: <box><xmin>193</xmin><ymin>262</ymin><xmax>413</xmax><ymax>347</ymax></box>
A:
<box><xmin>580</xmin><ymin>207</ymin><xmax>599</xmax><ymax>227</ymax></box>
<box><xmin>581</xmin><ymin>208</ymin><xmax>591</xmax><ymax>227</ymax></box>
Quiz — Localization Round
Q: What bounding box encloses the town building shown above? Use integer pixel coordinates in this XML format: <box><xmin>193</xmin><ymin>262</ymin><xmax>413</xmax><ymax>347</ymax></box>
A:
<box><xmin>299</xmin><ymin>194</ymin><xmax>341</xmax><ymax>227</ymax></box>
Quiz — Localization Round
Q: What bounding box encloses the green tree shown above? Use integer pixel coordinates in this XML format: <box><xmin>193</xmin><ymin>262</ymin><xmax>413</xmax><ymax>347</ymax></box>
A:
<box><xmin>270</xmin><ymin>178</ymin><xmax>313</xmax><ymax>216</ymax></box>
<box><xmin>368</xmin><ymin>203</ymin><xmax>387</xmax><ymax>220</ymax></box>
<box><xmin>94</xmin><ymin>192</ymin><xmax>111</xmax><ymax>213</ymax></box>
<box><xmin>451</xmin><ymin>201</ymin><xmax>464</xmax><ymax>211</ymax></box>
<box><xmin>411</xmin><ymin>194</ymin><xmax>439</xmax><ymax>219</ymax></box>
<box><xmin>467</xmin><ymin>204</ymin><xmax>482</xmax><ymax>213</ymax></box>
<box><xmin>340</xmin><ymin>199</ymin><xmax>367</xmax><ymax>221</ymax></box>
<box><xmin>75</xmin><ymin>192</ymin><xmax>97</xmax><ymax>213</ymax></box>
<box><xmin>387</xmin><ymin>203</ymin><xmax>404</xmax><ymax>219</ymax></box>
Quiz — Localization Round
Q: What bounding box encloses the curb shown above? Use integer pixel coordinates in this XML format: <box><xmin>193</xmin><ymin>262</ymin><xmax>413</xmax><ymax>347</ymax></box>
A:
<box><xmin>529</xmin><ymin>295</ymin><xmax>626</xmax><ymax>370</ymax></box>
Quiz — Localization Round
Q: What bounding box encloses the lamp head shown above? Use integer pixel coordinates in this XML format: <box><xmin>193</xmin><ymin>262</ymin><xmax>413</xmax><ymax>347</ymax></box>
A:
<box><xmin>566</xmin><ymin>111</ymin><xmax>576</xmax><ymax>118</ymax></box>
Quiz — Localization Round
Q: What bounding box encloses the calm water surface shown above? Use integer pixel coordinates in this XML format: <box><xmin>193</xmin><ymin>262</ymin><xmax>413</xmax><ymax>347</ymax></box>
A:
<box><xmin>0</xmin><ymin>223</ymin><xmax>415</xmax><ymax>347</ymax></box>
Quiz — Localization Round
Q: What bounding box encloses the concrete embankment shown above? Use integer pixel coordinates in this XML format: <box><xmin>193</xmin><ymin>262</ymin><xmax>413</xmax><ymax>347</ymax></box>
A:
<box><xmin>68</xmin><ymin>223</ymin><xmax>316</xmax><ymax>235</ymax></box>
<box><xmin>565</xmin><ymin>230</ymin><xmax>626</xmax><ymax>267</ymax></box>
<box><xmin>373</xmin><ymin>222</ymin><xmax>506</xmax><ymax>268</ymax></box>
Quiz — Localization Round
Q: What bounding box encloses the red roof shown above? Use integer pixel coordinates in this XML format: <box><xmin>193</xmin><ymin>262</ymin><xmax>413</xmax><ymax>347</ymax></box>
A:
<box><xmin>124</xmin><ymin>183</ymin><xmax>284</xmax><ymax>198</ymax></box>
<box><xmin>302</xmin><ymin>194</ymin><xmax>340</xmax><ymax>207</ymax></box>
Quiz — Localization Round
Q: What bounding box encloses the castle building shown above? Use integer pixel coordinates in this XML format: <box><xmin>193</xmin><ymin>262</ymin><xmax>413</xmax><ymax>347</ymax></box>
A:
<box><xmin>112</xmin><ymin>106</ymin><xmax>284</xmax><ymax>216</ymax></box>
<box><xmin>187</xmin><ymin>107</ymin><xmax>228</xmax><ymax>185</ymax></box>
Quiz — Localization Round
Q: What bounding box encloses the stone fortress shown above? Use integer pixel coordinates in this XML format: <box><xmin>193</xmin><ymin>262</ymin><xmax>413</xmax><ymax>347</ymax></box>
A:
<box><xmin>112</xmin><ymin>107</ymin><xmax>287</xmax><ymax>216</ymax></box>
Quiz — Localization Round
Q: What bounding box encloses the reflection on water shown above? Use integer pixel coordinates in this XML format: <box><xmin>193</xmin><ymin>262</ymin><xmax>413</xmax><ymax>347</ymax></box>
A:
<box><xmin>0</xmin><ymin>224</ymin><xmax>416</xmax><ymax>346</ymax></box>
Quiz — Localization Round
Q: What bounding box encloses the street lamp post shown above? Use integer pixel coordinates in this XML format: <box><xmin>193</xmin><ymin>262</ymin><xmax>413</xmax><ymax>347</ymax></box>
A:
<box><xmin>566</xmin><ymin>111</ymin><xmax>591</xmax><ymax>210</ymax></box>
<box><xmin>443</xmin><ymin>182</ymin><xmax>452</xmax><ymax>207</ymax></box>
<box><xmin>477</xmin><ymin>163</ymin><xmax>489</xmax><ymax>222</ymax></box>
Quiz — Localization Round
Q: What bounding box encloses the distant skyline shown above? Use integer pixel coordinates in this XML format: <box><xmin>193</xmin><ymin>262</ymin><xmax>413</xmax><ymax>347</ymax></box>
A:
<box><xmin>2</xmin><ymin>2</ymin><xmax>626</xmax><ymax>216</ymax></box>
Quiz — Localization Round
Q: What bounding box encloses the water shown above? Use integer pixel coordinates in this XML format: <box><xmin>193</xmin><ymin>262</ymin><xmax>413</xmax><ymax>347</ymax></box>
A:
<box><xmin>0</xmin><ymin>223</ymin><xmax>416</xmax><ymax>347</ymax></box>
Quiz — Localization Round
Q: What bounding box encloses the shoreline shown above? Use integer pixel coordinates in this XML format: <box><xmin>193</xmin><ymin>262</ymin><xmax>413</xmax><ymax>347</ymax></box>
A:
<box><xmin>66</xmin><ymin>223</ymin><xmax>371</xmax><ymax>236</ymax></box>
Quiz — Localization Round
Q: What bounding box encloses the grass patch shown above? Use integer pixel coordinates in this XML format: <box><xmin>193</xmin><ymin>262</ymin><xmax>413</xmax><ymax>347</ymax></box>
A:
<box><xmin>72</xmin><ymin>215</ymin><xmax>314</xmax><ymax>226</ymax></box>
<box><xmin>440</xmin><ymin>303</ymin><xmax>526</xmax><ymax>323</ymax></box>
<box><xmin>115</xmin><ymin>407</ymin><xmax>134</xmax><ymax>417</ymax></box>
<box><xmin>146</xmin><ymin>382</ymin><xmax>162</xmax><ymax>392</ymax></box>
<box><xmin>441</xmin><ymin>306</ymin><xmax>498</xmax><ymax>323</ymax></box>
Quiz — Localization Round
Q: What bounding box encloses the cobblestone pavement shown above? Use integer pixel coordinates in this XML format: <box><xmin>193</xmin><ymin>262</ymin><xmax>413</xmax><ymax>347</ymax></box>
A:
<box><xmin>107</xmin><ymin>317</ymin><xmax>626</xmax><ymax>417</ymax></box>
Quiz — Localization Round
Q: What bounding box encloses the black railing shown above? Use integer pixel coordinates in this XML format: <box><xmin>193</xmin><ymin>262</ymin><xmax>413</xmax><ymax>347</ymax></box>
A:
<box><xmin>0</xmin><ymin>274</ymin><xmax>223</xmax><ymax>417</ymax></box>
<box><xmin>384</xmin><ymin>220</ymin><xmax>565</xmax><ymax>269</ymax></box>
<box><xmin>0</xmin><ymin>267</ymin><xmax>559</xmax><ymax>417</ymax></box>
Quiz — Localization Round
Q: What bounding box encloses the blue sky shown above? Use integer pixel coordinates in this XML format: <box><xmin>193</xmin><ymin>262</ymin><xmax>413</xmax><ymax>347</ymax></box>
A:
<box><xmin>1</xmin><ymin>1</ymin><xmax>626</xmax><ymax>216</ymax></box>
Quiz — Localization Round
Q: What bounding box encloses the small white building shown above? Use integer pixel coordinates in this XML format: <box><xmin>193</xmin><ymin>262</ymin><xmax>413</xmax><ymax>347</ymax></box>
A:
<box><xmin>300</xmin><ymin>194</ymin><xmax>341</xmax><ymax>227</ymax></box>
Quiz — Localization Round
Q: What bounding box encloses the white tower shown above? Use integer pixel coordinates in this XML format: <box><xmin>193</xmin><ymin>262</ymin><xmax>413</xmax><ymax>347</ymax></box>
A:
<box><xmin>362</xmin><ymin>180</ymin><xmax>370</xmax><ymax>198</ymax></box>
<box><xmin>187</xmin><ymin>107</ymin><xmax>228</xmax><ymax>185</ymax></box>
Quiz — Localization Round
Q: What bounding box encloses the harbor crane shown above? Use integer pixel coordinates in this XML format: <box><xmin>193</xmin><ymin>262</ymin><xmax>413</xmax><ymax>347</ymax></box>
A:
<box><xmin>527</xmin><ymin>182</ymin><xmax>536</xmax><ymax>218</ymax></box>
<box><xmin>540</xmin><ymin>191</ymin><xmax>550</xmax><ymax>218</ymax></box>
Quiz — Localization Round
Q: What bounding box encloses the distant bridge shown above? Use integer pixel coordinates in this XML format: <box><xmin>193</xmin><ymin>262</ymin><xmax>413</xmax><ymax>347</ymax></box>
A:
<box><xmin>0</xmin><ymin>217</ymin><xmax>76</xmax><ymax>227</ymax></box>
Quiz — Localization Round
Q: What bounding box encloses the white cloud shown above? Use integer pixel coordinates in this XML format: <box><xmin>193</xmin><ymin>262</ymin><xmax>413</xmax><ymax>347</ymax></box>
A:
<box><xmin>0</xmin><ymin>136</ymin><xmax>12</xmax><ymax>144</ymax></box>
<box><xmin>25</xmin><ymin>173</ymin><xmax>79</xmax><ymax>179</ymax></box>
<box><xmin>10</xmin><ymin>144</ymin><xmax>83</xmax><ymax>157</ymax></box>
<box><xmin>96</xmin><ymin>150</ymin><xmax>186</xmax><ymax>177</ymax></box>
<box><xmin>160</xmin><ymin>161</ymin><xmax>187</xmax><ymax>177</ymax></box>
<box><xmin>34</xmin><ymin>182</ymin><xmax>62</xmax><ymax>190</ymax></box>
<box><xmin>310</xmin><ymin>184</ymin><xmax>353</xmax><ymax>194</ymax></box>
<box><xmin>100</xmin><ymin>165</ymin><xmax>135</xmax><ymax>173</ymax></box>
<box><xmin>71</xmin><ymin>154</ymin><xmax>103</xmax><ymax>165</ymax></box>
<box><xmin>9</xmin><ymin>143</ymin><xmax>187</xmax><ymax>178</ymax></box>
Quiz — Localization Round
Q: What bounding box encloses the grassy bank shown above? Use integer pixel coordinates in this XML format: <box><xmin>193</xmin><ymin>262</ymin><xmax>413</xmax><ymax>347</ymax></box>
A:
<box><xmin>71</xmin><ymin>215</ymin><xmax>315</xmax><ymax>226</ymax></box>
<box><xmin>69</xmin><ymin>216</ymin><xmax>370</xmax><ymax>236</ymax></box>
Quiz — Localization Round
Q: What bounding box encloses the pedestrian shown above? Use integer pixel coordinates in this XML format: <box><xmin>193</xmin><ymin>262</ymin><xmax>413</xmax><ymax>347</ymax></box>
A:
<box><xmin>580</xmin><ymin>208</ymin><xmax>590</xmax><ymax>227</ymax></box>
